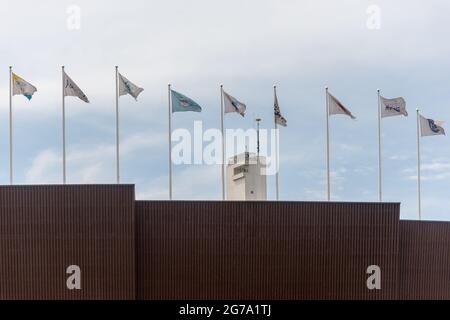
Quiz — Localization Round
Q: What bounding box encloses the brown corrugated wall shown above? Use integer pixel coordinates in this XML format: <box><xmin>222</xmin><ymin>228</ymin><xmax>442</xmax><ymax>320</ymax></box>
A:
<box><xmin>136</xmin><ymin>201</ymin><xmax>400</xmax><ymax>300</ymax></box>
<box><xmin>399</xmin><ymin>220</ymin><xmax>450</xmax><ymax>299</ymax></box>
<box><xmin>0</xmin><ymin>185</ymin><xmax>136</xmax><ymax>300</ymax></box>
<box><xmin>3</xmin><ymin>185</ymin><xmax>450</xmax><ymax>300</ymax></box>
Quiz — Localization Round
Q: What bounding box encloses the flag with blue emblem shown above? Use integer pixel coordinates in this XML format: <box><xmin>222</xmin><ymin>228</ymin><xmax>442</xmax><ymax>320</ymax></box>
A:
<box><xmin>12</xmin><ymin>73</ymin><xmax>37</xmax><ymax>100</ymax></box>
<box><xmin>171</xmin><ymin>90</ymin><xmax>202</xmax><ymax>113</ymax></box>
<box><xmin>381</xmin><ymin>96</ymin><xmax>407</xmax><ymax>118</ymax></box>
<box><xmin>223</xmin><ymin>91</ymin><xmax>246</xmax><ymax>117</ymax></box>
<box><xmin>119</xmin><ymin>73</ymin><xmax>144</xmax><ymax>100</ymax></box>
<box><xmin>419</xmin><ymin>114</ymin><xmax>445</xmax><ymax>137</ymax></box>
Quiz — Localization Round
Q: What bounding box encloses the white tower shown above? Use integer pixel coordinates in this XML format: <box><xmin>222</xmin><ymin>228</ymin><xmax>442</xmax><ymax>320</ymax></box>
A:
<box><xmin>226</xmin><ymin>152</ymin><xmax>267</xmax><ymax>201</ymax></box>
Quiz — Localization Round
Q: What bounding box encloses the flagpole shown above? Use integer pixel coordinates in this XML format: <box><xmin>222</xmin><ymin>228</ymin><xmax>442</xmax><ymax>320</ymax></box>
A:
<box><xmin>326</xmin><ymin>87</ymin><xmax>331</xmax><ymax>201</ymax></box>
<box><xmin>416</xmin><ymin>108</ymin><xmax>421</xmax><ymax>220</ymax></box>
<box><xmin>9</xmin><ymin>66</ymin><xmax>13</xmax><ymax>185</ymax></box>
<box><xmin>377</xmin><ymin>89</ymin><xmax>382</xmax><ymax>202</ymax></box>
<box><xmin>274</xmin><ymin>85</ymin><xmax>280</xmax><ymax>201</ymax></box>
<box><xmin>115</xmin><ymin>66</ymin><xmax>120</xmax><ymax>184</ymax></box>
<box><xmin>256</xmin><ymin>118</ymin><xmax>261</xmax><ymax>162</ymax></box>
<box><xmin>62</xmin><ymin>66</ymin><xmax>66</xmax><ymax>184</ymax></box>
<box><xmin>220</xmin><ymin>84</ymin><xmax>225</xmax><ymax>201</ymax></box>
<box><xmin>168</xmin><ymin>84</ymin><xmax>173</xmax><ymax>200</ymax></box>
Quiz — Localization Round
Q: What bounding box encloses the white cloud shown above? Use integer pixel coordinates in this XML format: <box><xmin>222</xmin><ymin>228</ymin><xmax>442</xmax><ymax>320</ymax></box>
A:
<box><xmin>25</xmin><ymin>149</ymin><xmax>61</xmax><ymax>184</ymax></box>
<box><xmin>407</xmin><ymin>172</ymin><xmax>450</xmax><ymax>182</ymax></box>
<box><xmin>135</xmin><ymin>175</ymin><xmax>168</xmax><ymax>200</ymax></box>
<box><xmin>422</xmin><ymin>162</ymin><xmax>450</xmax><ymax>171</ymax></box>
<box><xmin>25</xmin><ymin>130</ymin><xmax>165</xmax><ymax>184</ymax></box>
<box><xmin>403</xmin><ymin>161</ymin><xmax>450</xmax><ymax>181</ymax></box>
<box><xmin>337</xmin><ymin>143</ymin><xmax>361</xmax><ymax>153</ymax></box>
<box><xmin>389</xmin><ymin>154</ymin><xmax>411</xmax><ymax>161</ymax></box>
<box><xmin>137</xmin><ymin>165</ymin><xmax>220</xmax><ymax>200</ymax></box>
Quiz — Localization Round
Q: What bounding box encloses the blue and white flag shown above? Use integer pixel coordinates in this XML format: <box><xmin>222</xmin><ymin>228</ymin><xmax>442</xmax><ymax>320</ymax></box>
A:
<box><xmin>419</xmin><ymin>114</ymin><xmax>445</xmax><ymax>137</ymax></box>
<box><xmin>223</xmin><ymin>91</ymin><xmax>246</xmax><ymax>117</ymax></box>
<box><xmin>119</xmin><ymin>73</ymin><xmax>144</xmax><ymax>100</ymax></box>
<box><xmin>12</xmin><ymin>73</ymin><xmax>37</xmax><ymax>100</ymax></box>
<box><xmin>381</xmin><ymin>96</ymin><xmax>407</xmax><ymax>118</ymax></box>
<box><xmin>171</xmin><ymin>90</ymin><xmax>202</xmax><ymax>113</ymax></box>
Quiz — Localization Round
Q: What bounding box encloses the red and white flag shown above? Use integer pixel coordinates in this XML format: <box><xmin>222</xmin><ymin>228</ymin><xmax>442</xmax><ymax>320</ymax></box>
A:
<box><xmin>327</xmin><ymin>92</ymin><xmax>355</xmax><ymax>119</ymax></box>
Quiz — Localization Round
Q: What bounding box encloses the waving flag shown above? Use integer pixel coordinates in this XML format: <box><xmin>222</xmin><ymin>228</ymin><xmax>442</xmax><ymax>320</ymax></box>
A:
<box><xmin>327</xmin><ymin>92</ymin><xmax>356</xmax><ymax>119</ymax></box>
<box><xmin>171</xmin><ymin>90</ymin><xmax>202</xmax><ymax>113</ymax></box>
<box><xmin>119</xmin><ymin>73</ymin><xmax>144</xmax><ymax>100</ymax></box>
<box><xmin>63</xmin><ymin>70</ymin><xmax>89</xmax><ymax>103</ymax></box>
<box><xmin>274</xmin><ymin>91</ymin><xmax>287</xmax><ymax>127</ymax></box>
<box><xmin>223</xmin><ymin>91</ymin><xmax>246</xmax><ymax>117</ymax></box>
<box><xmin>419</xmin><ymin>114</ymin><xmax>445</xmax><ymax>136</ymax></box>
<box><xmin>12</xmin><ymin>73</ymin><xmax>37</xmax><ymax>100</ymax></box>
<box><xmin>381</xmin><ymin>96</ymin><xmax>407</xmax><ymax>118</ymax></box>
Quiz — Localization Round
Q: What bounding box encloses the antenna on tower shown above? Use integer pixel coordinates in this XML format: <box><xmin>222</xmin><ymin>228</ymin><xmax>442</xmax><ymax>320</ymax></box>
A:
<box><xmin>256</xmin><ymin>117</ymin><xmax>262</xmax><ymax>161</ymax></box>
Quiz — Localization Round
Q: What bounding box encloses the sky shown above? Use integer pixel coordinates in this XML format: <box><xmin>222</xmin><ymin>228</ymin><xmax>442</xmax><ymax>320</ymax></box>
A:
<box><xmin>1</xmin><ymin>0</ymin><xmax>450</xmax><ymax>220</ymax></box>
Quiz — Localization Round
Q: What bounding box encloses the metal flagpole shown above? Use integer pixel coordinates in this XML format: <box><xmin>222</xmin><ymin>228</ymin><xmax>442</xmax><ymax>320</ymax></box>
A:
<box><xmin>377</xmin><ymin>89</ymin><xmax>382</xmax><ymax>202</ymax></box>
<box><xmin>168</xmin><ymin>84</ymin><xmax>173</xmax><ymax>200</ymax></box>
<box><xmin>256</xmin><ymin>118</ymin><xmax>261</xmax><ymax>160</ymax></box>
<box><xmin>274</xmin><ymin>85</ymin><xmax>280</xmax><ymax>201</ymax></box>
<box><xmin>416</xmin><ymin>108</ymin><xmax>422</xmax><ymax>220</ymax></box>
<box><xmin>220</xmin><ymin>84</ymin><xmax>225</xmax><ymax>201</ymax></box>
<box><xmin>115</xmin><ymin>66</ymin><xmax>120</xmax><ymax>184</ymax></box>
<box><xmin>9</xmin><ymin>66</ymin><xmax>13</xmax><ymax>185</ymax></box>
<box><xmin>62</xmin><ymin>66</ymin><xmax>66</xmax><ymax>184</ymax></box>
<box><xmin>326</xmin><ymin>87</ymin><xmax>331</xmax><ymax>201</ymax></box>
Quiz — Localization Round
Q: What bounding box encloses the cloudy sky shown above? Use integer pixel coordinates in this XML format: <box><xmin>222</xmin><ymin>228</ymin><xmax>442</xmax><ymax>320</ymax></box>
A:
<box><xmin>1</xmin><ymin>0</ymin><xmax>450</xmax><ymax>220</ymax></box>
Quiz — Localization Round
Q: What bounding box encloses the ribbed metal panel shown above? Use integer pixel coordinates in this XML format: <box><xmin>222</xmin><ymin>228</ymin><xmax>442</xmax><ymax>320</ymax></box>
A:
<box><xmin>0</xmin><ymin>185</ymin><xmax>135</xmax><ymax>300</ymax></box>
<box><xmin>399</xmin><ymin>220</ymin><xmax>450</xmax><ymax>300</ymax></box>
<box><xmin>136</xmin><ymin>201</ymin><xmax>400</xmax><ymax>300</ymax></box>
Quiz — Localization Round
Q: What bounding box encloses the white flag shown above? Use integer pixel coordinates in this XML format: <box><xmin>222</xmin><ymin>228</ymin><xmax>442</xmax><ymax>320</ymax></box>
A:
<box><xmin>12</xmin><ymin>73</ymin><xmax>37</xmax><ymax>100</ymax></box>
<box><xmin>223</xmin><ymin>91</ymin><xmax>246</xmax><ymax>117</ymax></box>
<box><xmin>419</xmin><ymin>114</ymin><xmax>445</xmax><ymax>137</ymax></box>
<box><xmin>119</xmin><ymin>73</ymin><xmax>144</xmax><ymax>100</ymax></box>
<box><xmin>274</xmin><ymin>92</ymin><xmax>287</xmax><ymax>127</ymax></box>
<box><xmin>327</xmin><ymin>92</ymin><xmax>356</xmax><ymax>119</ymax></box>
<box><xmin>380</xmin><ymin>96</ymin><xmax>407</xmax><ymax>118</ymax></box>
<box><xmin>63</xmin><ymin>70</ymin><xmax>89</xmax><ymax>103</ymax></box>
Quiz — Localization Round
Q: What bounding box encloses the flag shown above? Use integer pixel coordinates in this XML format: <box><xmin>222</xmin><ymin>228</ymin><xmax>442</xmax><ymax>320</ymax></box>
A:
<box><xmin>119</xmin><ymin>73</ymin><xmax>144</xmax><ymax>100</ymax></box>
<box><xmin>380</xmin><ymin>96</ymin><xmax>407</xmax><ymax>118</ymax></box>
<box><xmin>63</xmin><ymin>70</ymin><xmax>89</xmax><ymax>103</ymax></box>
<box><xmin>274</xmin><ymin>92</ymin><xmax>287</xmax><ymax>127</ymax></box>
<box><xmin>12</xmin><ymin>73</ymin><xmax>37</xmax><ymax>100</ymax></box>
<box><xmin>223</xmin><ymin>91</ymin><xmax>246</xmax><ymax>117</ymax></box>
<box><xmin>419</xmin><ymin>114</ymin><xmax>445</xmax><ymax>137</ymax></box>
<box><xmin>327</xmin><ymin>92</ymin><xmax>356</xmax><ymax>119</ymax></box>
<box><xmin>171</xmin><ymin>90</ymin><xmax>202</xmax><ymax>113</ymax></box>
